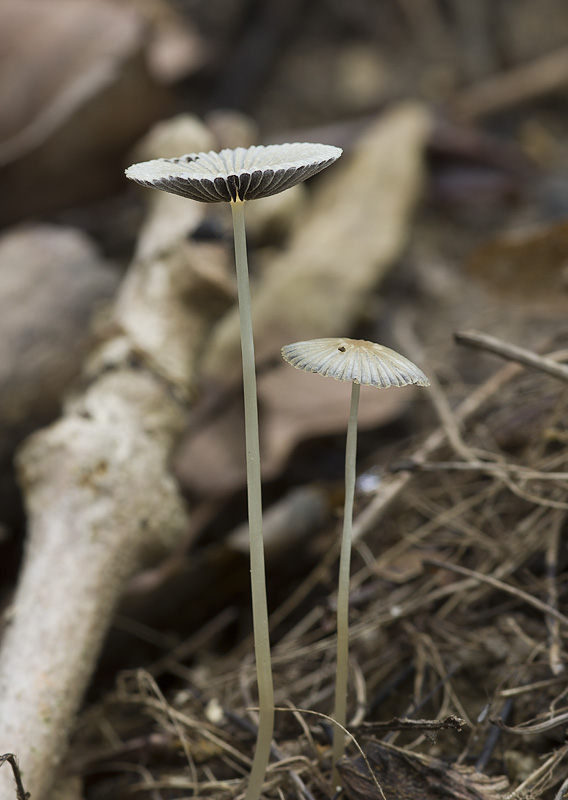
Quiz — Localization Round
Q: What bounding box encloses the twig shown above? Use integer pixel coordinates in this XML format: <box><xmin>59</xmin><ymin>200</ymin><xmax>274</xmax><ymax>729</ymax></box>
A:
<box><xmin>504</xmin><ymin>744</ymin><xmax>568</xmax><ymax>800</ymax></box>
<box><xmin>271</xmin><ymin>707</ymin><xmax>388</xmax><ymax>800</ymax></box>
<box><xmin>500</xmin><ymin>677</ymin><xmax>567</xmax><ymax>698</ymax></box>
<box><xmin>424</xmin><ymin>558</ymin><xmax>568</xmax><ymax>629</ymax></box>
<box><xmin>395</xmin><ymin>457</ymin><xmax>568</xmax><ymax>510</ymax></box>
<box><xmin>454</xmin><ymin>330</ymin><xmax>568</xmax><ymax>384</ymax></box>
<box><xmin>546</xmin><ymin>511</ymin><xmax>565</xmax><ymax>676</ymax></box>
<box><xmin>403</xmin><ymin>666</ymin><xmax>460</xmax><ymax>721</ymax></box>
<box><xmin>355</xmin><ymin>715</ymin><xmax>465</xmax><ymax>734</ymax></box>
<box><xmin>475</xmin><ymin>698</ymin><xmax>513</xmax><ymax>772</ymax></box>
<box><xmin>399</xmin><ymin>323</ymin><xmax>568</xmax><ymax>509</ymax></box>
<box><xmin>0</xmin><ymin>755</ymin><xmax>29</xmax><ymax>800</ymax></box>
<box><xmin>225</xmin><ymin>702</ymin><xmax>316</xmax><ymax>800</ymax></box>
<box><xmin>148</xmin><ymin>607</ymin><xmax>239</xmax><ymax>678</ymax></box>
<box><xmin>392</xmin><ymin>459</ymin><xmax>568</xmax><ymax>481</ymax></box>
<box><xmin>117</xmin><ymin>688</ymin><xmax>252</xmax><ymax>769</ymax></box>
<box><xmin>135</xmin><ymin>671</ymin><xmax>199</xmax><ymax>793</ymax></box>
<box><xmin>453</xmin><ymin>45</ymin><xmax>568</xmax><ymax>120</ymax></box>
<box><xmin>492</xmin><ymin>710</ymin><xmax>568</xmax><ymax>736</ymax></box>
<box><xmin>370</xmin><ymin>331</ymin><xmax>568</xmax><ymax>533</ymax></box>
<box><xmin>418</xmin><ymin>351</ymin><xmax>476</xmax><ymax>463</ymax></box>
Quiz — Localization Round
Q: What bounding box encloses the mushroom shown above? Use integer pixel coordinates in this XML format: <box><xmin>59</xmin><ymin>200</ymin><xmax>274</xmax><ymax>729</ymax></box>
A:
<box><xmin>281</xmin><ymin>337</ymin><xmax>429</xmax><ymax>783</ymax></box>
<box><xmin>126</xmin><ymin>142</ymin><xmax>342</xmax><ymax>800</ymax></box>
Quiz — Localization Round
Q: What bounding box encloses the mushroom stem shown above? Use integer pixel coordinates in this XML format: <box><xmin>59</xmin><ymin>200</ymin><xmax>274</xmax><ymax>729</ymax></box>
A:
<box><xmin>332</xmin><ymin>380</ymin><xmax>360</xmax><ymax>782</ymax></box>
<box><xmin>230</xmin><ymin>199</ymin><xmax>274</xmax><ymax>800</ymax></box>
<box><xmin>280</xmin><ymin>337</ymin><xmax>428</xmax><ymax>788</ymax></box>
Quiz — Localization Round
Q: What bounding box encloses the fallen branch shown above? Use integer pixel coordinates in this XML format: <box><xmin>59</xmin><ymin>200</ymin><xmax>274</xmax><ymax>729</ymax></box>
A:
<box><xmin>455</xmin><ymin>330</ymin><xmax>568</xmax><ymax>384</ymax></box>
<box><xmin>355</xmin><ymin>715</ymin><xmax>465</xmax><ymax>734</ymax></box>
<box><xmin>0</xmin><ymin>118</ymin><xmax>222</xmax><ymax>800</ymax></box>
<box><xmin>453</xmin><ymin>45</ymin><xmax>568</xmax><ymax>120</ymax></box>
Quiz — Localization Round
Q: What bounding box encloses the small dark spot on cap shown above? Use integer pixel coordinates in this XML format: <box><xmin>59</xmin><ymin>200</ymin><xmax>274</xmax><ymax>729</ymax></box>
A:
<box><xmin>338</xmin><ymin>346</ymin><xmax>346</xmax><ymax>352</ymax></box>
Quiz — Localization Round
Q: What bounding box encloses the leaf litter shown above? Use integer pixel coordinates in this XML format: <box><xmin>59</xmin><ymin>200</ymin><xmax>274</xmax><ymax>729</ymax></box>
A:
<box><xmin>67</xmin><ymin>329</ymin><xmax>568</xmax><ymax>799</ymax></box>
<box><xmin>54</xmin><ymin>95</ymin><xmax>568</xmax><ymax>798</ymax></box>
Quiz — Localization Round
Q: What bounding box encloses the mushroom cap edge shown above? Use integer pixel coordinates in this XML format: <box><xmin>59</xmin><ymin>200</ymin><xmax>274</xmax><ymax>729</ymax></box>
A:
<box><xmin>281</xmin><ymin>337</ymin><xmax>430</xmax><ymax>389</ymax></box>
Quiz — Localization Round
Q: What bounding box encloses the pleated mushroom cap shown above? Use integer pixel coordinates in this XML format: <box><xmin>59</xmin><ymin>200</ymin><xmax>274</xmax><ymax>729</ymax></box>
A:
<box><xmin>281</xmin><ymin>338</ymin><xmax>430</xmax><ymax>388</ymax></box>
<box><xmin>125</xmin><ymin>142</ymin><xmax>342</xmax><ymax>203</ymax></box>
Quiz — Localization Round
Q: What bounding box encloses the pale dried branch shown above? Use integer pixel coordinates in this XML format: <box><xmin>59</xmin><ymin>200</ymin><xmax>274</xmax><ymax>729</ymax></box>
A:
<box><xmin>0</xmin><ymin>117</ymin><xmax>225</xmax><ymax>800</ymax></box>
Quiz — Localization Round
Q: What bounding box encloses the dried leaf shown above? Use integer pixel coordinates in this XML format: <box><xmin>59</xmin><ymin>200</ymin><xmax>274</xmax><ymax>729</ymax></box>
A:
<box><xmin>0</xmin><ymin>0</ymin><xmax>171</xmax><ymax>222</ymax></box>
<box><xmin>0</xmin><ymin>224</ymin><xmax>119</xmax><ymax>460</ymax></box>
<box><xmin>173</xmin><ymin>396</ymin><xmax>248</xmax><ymax>496</ymax></box>
<box><xmin>0</xmin><ymin>0</ymin><xmax>143</xmax><ymax>161</ymax></box>
<box><xmin>467</xmin><ymin>218</ymin><xmax>568</xmax><ymax>309</ymax></box>
<box><xmin>259</xmin><ymin>365</ymin><xmax>419</xmax><ymax>480</ymax></box>
<box><xmin>338</xmin><ymin>741</ymin><xmax>508</xmax><ymax>800</ymax></box>
<box><xmin>174</xmin><ymin>364</ymin><xmax>418</xmax><ymax>494</ymax></box>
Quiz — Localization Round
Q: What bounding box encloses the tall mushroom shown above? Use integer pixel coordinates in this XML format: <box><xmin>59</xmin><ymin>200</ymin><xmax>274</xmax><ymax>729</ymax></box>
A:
<box><xmin>126</xmin><ymin>143</ymin><xmax>342</xmax><ymax>800</ymax></box>
<box><xmin>281</xmin><ymin>337</ymin><xmax>429</xmax><ymax>785</ymax></box>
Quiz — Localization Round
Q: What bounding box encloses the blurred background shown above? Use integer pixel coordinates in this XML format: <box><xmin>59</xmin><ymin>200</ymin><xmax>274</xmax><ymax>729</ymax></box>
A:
<box><xmin>4</xmin><ymin>0</ymin><xmax>568</xmax><ymax>227</ymax></box>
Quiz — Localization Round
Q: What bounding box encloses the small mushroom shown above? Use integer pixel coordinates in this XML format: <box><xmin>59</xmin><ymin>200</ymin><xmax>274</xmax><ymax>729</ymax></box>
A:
<box><xmin>126</xmin><ymin>142</ymin><xmax>342</xmax><ymax>800</ymax></box>
<box><xmin>281</xmin><ymin>337</ymin><xmax>429</xmax><ymax>782</ymax></box>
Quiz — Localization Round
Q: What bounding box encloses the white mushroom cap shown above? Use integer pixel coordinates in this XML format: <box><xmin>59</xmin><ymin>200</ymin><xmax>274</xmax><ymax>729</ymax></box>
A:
<box><xmin>281</xmin><ymin>338</ymin><xmax>430</xmax><ymax>388</ymax></box>
<box><xmin>125</xmin><ymin>142</ymin><xmax>342</xmax><ymax>203</ymax></box>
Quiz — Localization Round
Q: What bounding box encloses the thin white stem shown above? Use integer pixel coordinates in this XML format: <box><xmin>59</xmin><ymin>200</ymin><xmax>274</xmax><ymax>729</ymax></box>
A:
<box><xmin>332</xmin><ymin>381</ymin><xmax>360</xmax><ymax>785</ymax></box>
<box><xmin>230</xmin><ymin>200</ymin><xmax>274</xmax><ymax>800</ymax></box>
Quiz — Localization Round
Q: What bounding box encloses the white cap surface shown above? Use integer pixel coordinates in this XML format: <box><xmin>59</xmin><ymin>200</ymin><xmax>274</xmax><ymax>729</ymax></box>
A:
<box><xmin>281</xmin><ymin>338</ymin><xmax>429</xmax><ymax>388</ymax></box>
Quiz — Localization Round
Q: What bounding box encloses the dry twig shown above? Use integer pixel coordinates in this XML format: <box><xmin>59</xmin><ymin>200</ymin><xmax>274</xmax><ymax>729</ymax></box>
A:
<box><xmin>455</xmin><ymin>330</ymin><xmax>568</xmax><ymax>384</ymax></box>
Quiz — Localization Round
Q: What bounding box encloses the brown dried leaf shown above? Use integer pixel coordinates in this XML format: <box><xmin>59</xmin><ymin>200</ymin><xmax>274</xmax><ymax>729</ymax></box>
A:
<box><xmin>172</xmin><ymin>396</ymin><xmax>248</xmax><ymax>496</ymax></box>
<box><xmin>0</xmin><ymin>224</ymin><xmax>119</xmax><ymax>460</ymax></box>
<box><xmin>174</xmin><ymin>364</ymin><xmax>417</xmax><ymax>495</ymax></box>
<box><xmin>338</xmin><ymin>741</ymin><xmax>508</xmax><ymax>800</ymax></box>
<box><xmin>259</xmin><ymin>364</ymin><xmax>419</xmax><ymax>480</ymax></box>
<box><xmin>373</xmin><ymin>549</ymin><xmax>427</xmax><ymax>583</ymax></box>
<box><xmin>0</xmin><ymin>0</ymin><xmax>172</xmax><ymax>221</ymax></box>
<box><xmin>0</xmin><ymin>0</ymin><xmax>143</xmax><ymax>161</ymax></box>
<box><xmin>467</xmin><ymin>218</ymin><xmax>568</xmax><ymax>309</ymax></box>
